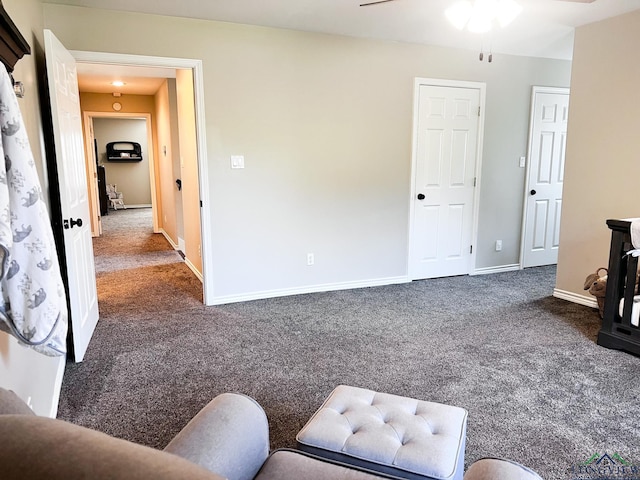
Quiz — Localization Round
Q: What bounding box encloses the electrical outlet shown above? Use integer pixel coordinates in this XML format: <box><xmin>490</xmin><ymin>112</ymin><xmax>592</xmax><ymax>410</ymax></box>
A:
<box><xmin>495</xmin><ymin>240</ymin><xmax>502</xmax><ymax>252</ymax></box>
<box><xmin>307</xmin><ymin>253</ymin><xmax>314</xmax><ymax>266</ymax></box>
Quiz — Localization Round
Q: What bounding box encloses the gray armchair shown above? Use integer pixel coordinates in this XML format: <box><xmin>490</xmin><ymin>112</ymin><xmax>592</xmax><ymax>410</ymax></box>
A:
<box><xmin>0</xmin><ymin>388</ymin><xmax>541</xmax><ymax>480</ymax></box>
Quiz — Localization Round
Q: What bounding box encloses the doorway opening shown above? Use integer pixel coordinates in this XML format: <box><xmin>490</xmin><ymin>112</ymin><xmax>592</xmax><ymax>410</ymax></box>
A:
<box><xmin>71</xmin><ymin>51</ymin><xmax>212</xmax><ymax>305</ymax></box>
<box><xmin>84</xmin><ymin>113</ymin><xmax>155</xmax><ymax>236</ymax></box>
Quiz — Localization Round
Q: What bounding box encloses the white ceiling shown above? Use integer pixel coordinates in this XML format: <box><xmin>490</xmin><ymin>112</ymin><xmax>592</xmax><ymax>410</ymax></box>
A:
<box><xmin>46</xmin><ymin>0</ymin><xmax>640</xmax><ymax>60</ymax></box>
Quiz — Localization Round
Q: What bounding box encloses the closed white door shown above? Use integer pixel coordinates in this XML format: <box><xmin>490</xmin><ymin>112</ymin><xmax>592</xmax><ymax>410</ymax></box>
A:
<box><xmin>522</xmin><ymin>87</ymin><xmax>569</xmax><ymax>268</ymax></box>
<box><xmin>44</xmin><ymin>30</ymin><xmax>99</xmax><ymax>362</ymax></box>
<box><xmin>409</xmin><ymin>82</ymin><xmax>482</xmax><ymax>280</ymax></box>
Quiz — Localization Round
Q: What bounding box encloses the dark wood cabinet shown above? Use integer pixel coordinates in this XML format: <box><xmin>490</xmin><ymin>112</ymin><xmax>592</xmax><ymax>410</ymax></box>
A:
<box><xmin>597</xmin><ymin>219</ymin><xmax>640</xmax><ymax>355</ymax></box>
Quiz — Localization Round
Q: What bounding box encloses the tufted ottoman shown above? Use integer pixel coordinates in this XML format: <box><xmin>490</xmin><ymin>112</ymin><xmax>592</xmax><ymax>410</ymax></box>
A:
<box><xmin>296</xmin><ymin>385</ymin><xmax>467</xmax><ymax>480</ymax></box>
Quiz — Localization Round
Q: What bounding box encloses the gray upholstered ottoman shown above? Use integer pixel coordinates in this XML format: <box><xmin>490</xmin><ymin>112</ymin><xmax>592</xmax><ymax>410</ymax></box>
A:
<box><xmin>296</xmin><ymin>386</ymin><xmax>467</xmax><ymax>480</ymax></box>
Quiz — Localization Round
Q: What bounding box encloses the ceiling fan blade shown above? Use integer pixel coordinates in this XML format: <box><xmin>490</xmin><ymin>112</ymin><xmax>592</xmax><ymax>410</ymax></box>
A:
<box><xmin>360</xmin><ymin>0</ymin><xmax>398</xmax><ymax>6</ymax></box>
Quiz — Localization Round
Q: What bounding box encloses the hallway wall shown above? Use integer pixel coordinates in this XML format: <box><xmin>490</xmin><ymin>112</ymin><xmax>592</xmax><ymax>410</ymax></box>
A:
<box><xmin>93</xmin><ymin>117</ymin><xmax>152</xmax><ymax>206</ymax></box>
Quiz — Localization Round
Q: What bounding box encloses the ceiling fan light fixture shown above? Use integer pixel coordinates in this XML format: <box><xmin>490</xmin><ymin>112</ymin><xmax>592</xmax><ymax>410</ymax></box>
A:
<box><xmin>468</xmin><ymin>0</ymin><xmax>496</xmax><ymax>33</ymax></box>
<box><xmin>445</xmin><ymin>0</ymin><xmax>521</xmax><ymax>33</ymax></box>
<box><xmin>467</xmin><ymin>16</ymin><xmax>492</xmax><ymax>33</ymax></box>
<box><xmin>495</xmin><ymin>0</ymin><xmax>522</xmax><ymax>28</ymax></box>
<box><xmin>445</xmin><ymin>1</ymin><xmax>473</xmax><ymax>30</ymax></box>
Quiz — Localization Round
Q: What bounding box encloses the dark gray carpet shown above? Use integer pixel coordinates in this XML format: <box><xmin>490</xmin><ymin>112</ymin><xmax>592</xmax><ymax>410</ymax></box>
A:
<box><xmin>58</xmin><ymin>208</ymin><xmax>640</xmax><ymax>479</ymax></box>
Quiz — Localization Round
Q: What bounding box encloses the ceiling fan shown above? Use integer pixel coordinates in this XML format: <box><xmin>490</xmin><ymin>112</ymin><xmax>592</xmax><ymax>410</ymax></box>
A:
<box><xmin>360</xmin><ymin>0</ymin><xmax>596</xmax><ymax>5</ymax></box>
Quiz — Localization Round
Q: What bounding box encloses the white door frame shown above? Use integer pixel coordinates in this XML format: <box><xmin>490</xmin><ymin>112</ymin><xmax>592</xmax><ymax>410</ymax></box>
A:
<box><xmin>82</xmin><ymin>115</ymin><xmax>101</xmax><ymax>237</ymax></box>
<box><xmin>83</xmin><ymin>112</ymin><xmax>156</xmax><ymax>236</ymax></box>
<box><xmin>519</xmin><ymin>86</ymin><xmax>570</xmax><ymax>269</ymax></box>
<box><xmin>407</xmin><ymin>77</ymin><xmax>486</xmax><ymax>279</ymax></box>
<box><xmin>72</xmin><ymin>50</ymin><xmax>213</xmax><ymax>305</ymax></box>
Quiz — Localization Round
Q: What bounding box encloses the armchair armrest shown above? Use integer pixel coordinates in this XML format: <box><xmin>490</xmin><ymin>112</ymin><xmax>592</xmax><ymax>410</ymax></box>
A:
<box><xmin>0</xmin><ymin>388</ymin><xmax>35</xmax><ymax>415</ymax></box>
<box><xmin>164</xmin><ymin>393</ymin><xmax>269</xmax><ymax>480</ymax></box>
<box><xmin>464</xmin><ymin>458</ymin><xmax>543</xmax><ymax>480</ymax></box>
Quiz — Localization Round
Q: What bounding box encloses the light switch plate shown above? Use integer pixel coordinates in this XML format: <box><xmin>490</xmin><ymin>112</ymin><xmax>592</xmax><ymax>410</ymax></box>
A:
<box><xmin>519</xmin><ymin>156</ymin><xmax>526</xmax><ymax>168</ymax></box>
<box><xmin>231</xmin><ymin>155</ymin><xmax>245</xmax><ymax>169</ymax></box>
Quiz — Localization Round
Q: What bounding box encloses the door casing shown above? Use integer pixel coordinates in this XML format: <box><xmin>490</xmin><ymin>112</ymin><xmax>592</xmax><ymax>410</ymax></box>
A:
<box><xmin>83</xmin><ymin>112</ymin><xmax>155</xmax><ymax>237</ymax></box>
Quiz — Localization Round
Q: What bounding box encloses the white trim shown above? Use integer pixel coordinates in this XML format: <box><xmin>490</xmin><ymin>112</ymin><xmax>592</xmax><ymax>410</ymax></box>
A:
<box><xmin>519</xmin><ymin>86</ymin><xmax>570</xmax><ymax>268</ymax></box>
<box><xmin>120</xmin><ymin>204</ymin><xmax>153</xmax><ymax>209</ymax></box>
<box><xmin>212</xmin><ymin>276</ymin><xmax>410</xmax><ymax>305</ymax></box>
<box><xmin>48</xmin><ymin>357</ymin><xmax>66</xmax><ymax>418</ymax></box>
<box><xmin>472</xmin><ymin>264</ymin><xmax>520</xmax><ymax>276</ymax></box>
<box><xmin>82</xmin><ymin>115</ymin><xmax>100</xmax><ymax>237</ymax></box>
<box><xmin>160</xmin><ymin>229</ymin><xmax>200</xmax><ymax>283</ymax></box>
<box><xmin>408</xmin><ymin>78</ymin><xmax>486</xmax><ymax>280</ymax></box>
<box><xmin>185</xmin><ymin>257</ymin><xmax>204</xmax><ymax>283</ymax></box>
<box><xmin>71</xmin><ymin>51</ymin><xmax>213</xmax><ymax>305</ymax></box>
<box><xmin>160</xmin><ymin>228</ymin><xmax>179</xmax><ymax>249</ymax></box>
<box><xmin>553</xmin><ymin>288</ymin><xmax>598</xmax><ymax>308</ymax></box>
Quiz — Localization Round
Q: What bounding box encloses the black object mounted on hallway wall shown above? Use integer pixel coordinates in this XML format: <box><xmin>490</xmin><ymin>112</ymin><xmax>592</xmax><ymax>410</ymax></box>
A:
<box><xmin>106</xmin><ymin>141</ymin><xmax>143</xmax><ymax>162</ymax></box>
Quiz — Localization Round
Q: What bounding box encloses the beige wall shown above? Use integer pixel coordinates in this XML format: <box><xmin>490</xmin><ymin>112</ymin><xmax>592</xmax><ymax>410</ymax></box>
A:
<box><xmin>555</xmin><ymin>10</ymin><xmax>640</xmax><ymax>301</ymax></box>
<box><xmin>168</xmin><ymin>79</ymin><xmax>185</xmax><ymax>243</ymax></box>
<box><xmin>176</xmin><ymin>69</ymin><xmax>202</xmax><ymax>274</ymax></box>
<box><xmin>43</xmin><ymin>4</ymin><xmax>571</xmax><ymax>301</ymax></box>
<box><xmin>93</xmin><ymin>117</ymin><xmax>151</xmax><ymax>206</ymax></box>
<box><xmin>0</xmin><ymin>0</ymin><xmax>66</xmax><ymax>417</ymax></box>
<box><xmin>154</xmin><ymin>79</ymin><xmax>183</xmax><ymax>245</ymax></box>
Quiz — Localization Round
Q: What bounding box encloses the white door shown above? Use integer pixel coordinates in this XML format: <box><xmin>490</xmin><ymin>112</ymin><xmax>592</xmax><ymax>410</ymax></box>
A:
<box><xmin>409</xmin><ymin>82</ymin><xmax>483</xmax><ymax>280</ymax></box>
<box><xmin>44</xmin><ymin>30</ymin><xmax>99</xmax><ymax>362</ymax></box>
<box><xmin>521</xmin><ymin>87</ymin><xmax>569</xmax><ymax>268</ymax></box>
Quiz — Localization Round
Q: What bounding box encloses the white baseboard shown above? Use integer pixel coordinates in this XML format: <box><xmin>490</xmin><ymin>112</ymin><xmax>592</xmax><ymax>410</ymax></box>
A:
<box><xmin>553</xmin><ymin>288</ymin><xmax>598</xmax><ymax>308</ymax></box>
<box><xmin>121</xmin><ymin>204</ymin><xmax>152</xmax><ymax>209</ymax></box>
<box><xmin>185</xmin><ymin>257</ymin><xmax>203</xmax><ymax>283</ymax></box>
<box><xmin>472</xmin><ymin>264</ymin><xmax>520</xmax><ymax>275</ymax></box>
<box><xmin>212</xmin><ymin>276</ymin><xmax>410</xmax><ymax>305</ymax></box>
<box><xmin>160</xmin><ymin>229</ymin><xmax>179</xmax><ymax>249</ymax></box>
<box><xmin>160</xmin><ymin>228</ymin><xmax>201</xmax><ymax>282</ymax></box>
<box><xmin>159</xmin><ymin>229</ymin><xmax>202</xmax><ymax>282</ymax></box>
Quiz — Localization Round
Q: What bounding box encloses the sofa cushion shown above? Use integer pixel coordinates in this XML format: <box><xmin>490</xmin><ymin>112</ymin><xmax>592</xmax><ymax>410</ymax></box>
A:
<box><xmin>256</xmin><ymin>449</ymin><xmax>396</xmax><ymax>480</ymax></box>
<box><xmin>463</xmin><ymin>458</ymin><xmax>543</xmax><ymax>480</ymax></box>
<box><xmin>0</xmin><ymin>415</ymin><xmax>224</xmax><ymax>479</ymax></box>
<box><xmin>0</xmin><ymin>388</ymin><xmax>36</xmax><ymax>415</ymax></box>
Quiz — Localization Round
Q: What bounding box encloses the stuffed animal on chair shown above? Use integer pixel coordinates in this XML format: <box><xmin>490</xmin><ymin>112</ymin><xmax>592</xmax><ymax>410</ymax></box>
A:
<box><xmin>584</xmin><ymin>268</ymin><xmax>607</xmax><ymax>318</ymax></box>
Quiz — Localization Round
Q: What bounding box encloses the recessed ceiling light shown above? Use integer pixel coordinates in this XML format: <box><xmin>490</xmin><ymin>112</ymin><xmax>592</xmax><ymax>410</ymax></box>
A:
<box><xmin>111</xmin><ymin>81</ymin><xmax>125</xmax><ymax>87</ymax></box>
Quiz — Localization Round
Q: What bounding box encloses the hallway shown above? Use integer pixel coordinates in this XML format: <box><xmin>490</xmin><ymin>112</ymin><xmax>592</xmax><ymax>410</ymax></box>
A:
<box><xmin>91</xmin><ymin>207</ymin><xmax>202</xmax><ymax>319</ymax></box>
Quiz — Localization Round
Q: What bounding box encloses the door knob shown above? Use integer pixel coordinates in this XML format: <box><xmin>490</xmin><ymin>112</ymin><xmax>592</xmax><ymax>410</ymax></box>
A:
<box><xmin>64</xmin><ymin>218</ymin><xmax>83</xmax><ymax>229</ymax></box>
<box><xmin>417</xmin><ymin>193</ymin><xmax>426</xmax><ymax>200</ymax></box>
<box><xmin>530</xmin><ymin>190</ymin><xmax>537</xmax><ymax>196</ymax></box>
